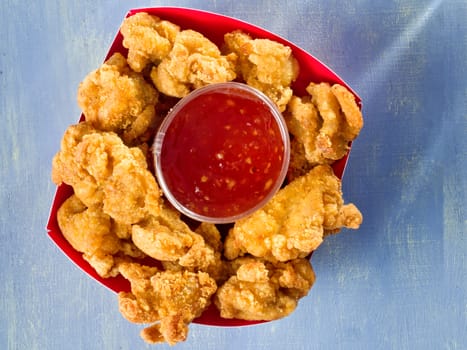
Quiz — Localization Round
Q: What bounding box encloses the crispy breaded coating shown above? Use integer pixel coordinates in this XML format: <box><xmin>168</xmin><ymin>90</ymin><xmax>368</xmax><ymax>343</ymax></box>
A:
<box><xmin>77</xmin><ymin>53</ymin><xmax>158</xmax><ymax>143</ymax></box>
<box><xmin>285</xmin><ymin>83</ymin><xmax>363</xmax><ymax>180</ymax></box>
<box><xmin>287</xmin><ymin>136</ymin><xmax>313</xmax><ymax>182</ymax></box>
<box><xmin>117</xmin><ymin>263</ymin><xmax>161</xmax><ymax>324</ymax></box>
<box><xmin>224</xmin><ymin>165</ymin><xmax>362</xmax><ymax>262</ymax></box>
<box><xmin>131</xmin><ymin>211</ymin><xmax>194</xmax><ymax>262</ymax></box>
<box><xmin>160</xmin><ymin>222</ymin><xmax>228</xmax><ymax>283</ymax></box>
<box><xmin>195</xmin><ymin>222</ymin><xmax>223</xmax><ymax>253</ymax></box>
<box><xmin>330</xmin><ymin>84</ymin><xmax>364</xmax><ymax>139</ymax></box>
<box><xmin>52</xmin><ymin>122</ymin><xmax>103</xmax><ymax>207</ymax></box>
<box><xmin>215</xmin><ymin>257</ymin><xmax>315</xmax><ymax>320</ymax></box>
<box><xmin>285</xmin><ymin>95</ymin><xmax>326</xmax><ymax>180</ymax></box>
<box><xmin>132</xmin><ymin>204</ymin><xmax>225</xmax><ymax>280</ymax></box>
<box><xmin>150</xmin><ymin>30</ymin><xmax>237</xmax><ymax>97</ymax></box>
<box><xmin>120</xmin><ymin>12</ymin><xmax>180</xmax><ymax>72</ymax></box>
<box><xmin>286</xmin><ymin>95</ymin><xmax>326</xmax><ymax>164</ymax></box>
<box><xmin>52</xmin><ymin>122</ymin><xmax>162</xmax><ymax>221</ymax></box>
<box><xmin>57</xmin><ymin>195</ymin><xmax>144</xmax><ymax>277</ymax></box>
<box><xmin>118</xmin><ymin>262</ymin><xmax>217</xmax><ymax>345</ymax></box>
<box><xmin>306</xmin><ymin>82</ymin><xmax>363</xmax><ymax>160</ymax></box>
<box><xmin>102</xmin><ymin>154</ymin><xmax>161</xmax><ymax>225</ymax></box>
<box><xmin>224</xmin><ymin>30</ymin><xmax>299</xmax><ymax>111</ymax></box>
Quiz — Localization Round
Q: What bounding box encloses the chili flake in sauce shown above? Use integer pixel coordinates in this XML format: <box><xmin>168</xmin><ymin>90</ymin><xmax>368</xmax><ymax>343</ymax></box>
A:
<box><xmin>154</xmin><ymin>83</ymin><xmax>289</xmax><ymax>223</ymax></box>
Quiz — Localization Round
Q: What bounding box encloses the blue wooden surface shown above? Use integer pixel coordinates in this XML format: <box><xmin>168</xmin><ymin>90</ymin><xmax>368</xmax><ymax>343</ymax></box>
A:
<box><xmin>1</xmin><ymin>1</ymin><xmax>466</xmax><ymax>349</ymax></box>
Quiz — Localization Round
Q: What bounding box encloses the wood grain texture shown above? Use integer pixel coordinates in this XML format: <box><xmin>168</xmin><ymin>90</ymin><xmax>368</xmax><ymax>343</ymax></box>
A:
<box><xmin>1</xmin><ymin>0</ymin><xmax>466</xmax><ymax>349</ymax></box>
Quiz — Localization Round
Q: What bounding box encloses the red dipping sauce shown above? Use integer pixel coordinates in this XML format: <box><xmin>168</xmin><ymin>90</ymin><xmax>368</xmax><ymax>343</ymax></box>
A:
<box><xmin>154</xmin><ymin>83</ymin><xmax>290</xmax><ymax>223</ymax></box>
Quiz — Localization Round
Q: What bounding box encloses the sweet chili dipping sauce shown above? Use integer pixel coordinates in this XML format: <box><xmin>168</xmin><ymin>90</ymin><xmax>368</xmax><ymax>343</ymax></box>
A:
<box><xmin>154</xmin><ymin>82</ymin><xmax>290</xmax><ymax>223</ymax></box>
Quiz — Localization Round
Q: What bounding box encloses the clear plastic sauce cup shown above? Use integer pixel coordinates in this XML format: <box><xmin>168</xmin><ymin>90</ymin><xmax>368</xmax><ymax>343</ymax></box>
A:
<box><xmin>153</xmin><ymin>82</ymin><xmax>290</xmax><ymax>223</ymax></box>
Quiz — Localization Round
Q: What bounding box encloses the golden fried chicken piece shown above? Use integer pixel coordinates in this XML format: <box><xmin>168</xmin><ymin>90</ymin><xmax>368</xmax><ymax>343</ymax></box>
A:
<box><xmin>131</xmin><ymin>212</ymin><xmax>194</xmax><ymax>262</ymax></box>
<box><xmin>215</xmin><ymin>257</ymin><xmax>315</xmax><ymax>320</ymax></box>
<box><xmin>285</xmin><ymin>95</ymin><xmax>325</xmax><ymax>180</ymax></box>
<box><xmin>150</xmin><ymin>30</ymin><xmax>237</xmax><ymax>97</ymax></box>
<box><xmin>286</xmin><ymin>95</ymin><xmax>326</xmax><ymax>164</ymax></box>
<box><xmin>102</xmin><ymin>154</ymin><xmax>161</xmax><ymax>225</ymax></box>
<box><xmin>307</xmin><ymin>82</ymin><xmax>363</xmax><ymax>160</ymax></box>
<box><xmin>285</xmin><ymin>83</ymin><xmax>363</xmax><ymax>180</ymax></box>
<box><xmin>287</xmin><ymin>136</ymin><xmax>313</xmax><ymax>182</ymax></box>
<box><xmin>57</xmin><ymin>195</ymin><xmax>144</xmax><ymax>277</ymax></box>
<box><xmin>224</xmin><ymin>165</ymin><xmax>362</xmax><ymax>262</ymax></box>
<box><xmin>52</xmin><ymin>122</ymin><xmax>103</xmax><ymax>207</ymax></box>
<box><xmin>77</xmin><ymin>53</ymin><xmax>158</xmax><ymax>143</ymax></box>
<box><xmin>224</xmin><ymin>30</ymin><xmax>299</xmax><ymax>111</ymax></box>
<box><xmin>195</xmin><ymin>222</ymin><xmax>223</xmax><ymax>253</ymax></box>
<box><xmin>117</xmin><ymin>262</ymin><xmax>217</xmax><ymax>345</ymax></box>
<box><xmin>117</xmin><ymin>263</ymin><xmax>161</xmax><ymax>323</ymax></box>
<box><xmin>159</xmin><ymin>222</ymin><xmax>228</xmax><ymax>283</ymax></box>
<box><xmin>51</xmin><ymin>123</ymin><xmax>162</xmax><ymax>221</ymax></box>
<box><xmin>131</xmin><ymin>204</ymin><xmax>225</xmax><ymax>280</ymax></box>
<box><xmin>120</xmin><ymin>12</ymin><xmax>180</xmax><ymax>72</ymax></box>
<box><xmin>330</xmin><ymin>84</ymin><xmax>364</xmax><ymax>139</ymax></box>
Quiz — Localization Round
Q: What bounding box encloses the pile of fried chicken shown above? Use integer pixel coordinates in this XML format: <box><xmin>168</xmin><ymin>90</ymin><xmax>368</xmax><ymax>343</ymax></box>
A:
<box><xmin>51</xmin><ymin>12</ymin><xmax>363</xmax><ymax>346</ymax></box>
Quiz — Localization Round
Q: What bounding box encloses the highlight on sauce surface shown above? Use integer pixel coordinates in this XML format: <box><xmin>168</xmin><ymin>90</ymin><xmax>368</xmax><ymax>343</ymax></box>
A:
<box><xmin>154</xmin><ymin>82</ymin><xmax>290</xmax><ymax>223</ymax></box>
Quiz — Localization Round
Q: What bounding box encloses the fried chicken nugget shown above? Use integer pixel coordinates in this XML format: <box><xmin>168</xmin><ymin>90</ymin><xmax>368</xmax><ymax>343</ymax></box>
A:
<box><xmin>306</xmin><ymin>82</ymin><xmax>363</xmax><ymax>161</ymax></box>
<box><xmin>131</xmin><ymin>204</ymin><xmax>225</xmax><ymax>280</ymax></box>
<box><xmin>77</xmin><ymin>53</ymin><xmax>158</xmax><ymax>143</ymax></box>
<box><xmin>285</xmin><ymin>83</ymin><xmax>363</xmax><ymax>180</ymax></box>
<box><xmin>224</xmin><ymin>30</ymin><xmax>299</xmax><ymax>111</ymax></box>
<box><xmin>224</xmin><ymin>165</ymin><xmax>362</xmax><ymax>262</ymax></box>
<box><xmin>52</xmin><ymin>122</ymin><xmax>162</xmax><ymax>221</ymax></box>
<box><xmin>52</xmin><ymin>122</ymin><xmax>103</xmax><ymax>207</ymax></box>
<box><xmin>102</xmin><ymin>155</ymin><xmax>161</xmax><ymax>225</ymax></box>
<box><xmin>117</xmin><ymin>262</ymin><xmax>217</xmax><ymax>345</ymax></box>
<box><xmin>57</xmin><ymin>195</ymin><xmax>144</xmax><ymax>277</ymax></box>
<box><xmin>159</xmin><ymin>222</ymin><xmax>228</xmax><ymax>283</ymax></box>
<box><xmin>150</xmin><ymin>30</ymin><xmax>237</xmax><ymax>97</ymax></box>
<box><xmin>195</xmin><ymin>222</ymin><xmax>223</xmax><ymax>253</ymax></box>
<box><xmin>120</xmin><ymin>12</ymin><xmax>180</xmax><ymax>72</ymax></box>
<box><xmin>214</xmin><ymin>257</ymin><xmax>315</xmax><ymax>320</ymax></box>
<box><xmin>285</xmin><ymin>95</ymin><xmax>324</xmax><ymax>180</ymax></box>
<box><xmin>131</xmin><ymin>211</ymin><xmax>194</xmax><ymax>262</ymax></box>
<box><xmin>331</xmin><ymin>84</ymin><xmax>364</xmax><ymax>139</ymax></box>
